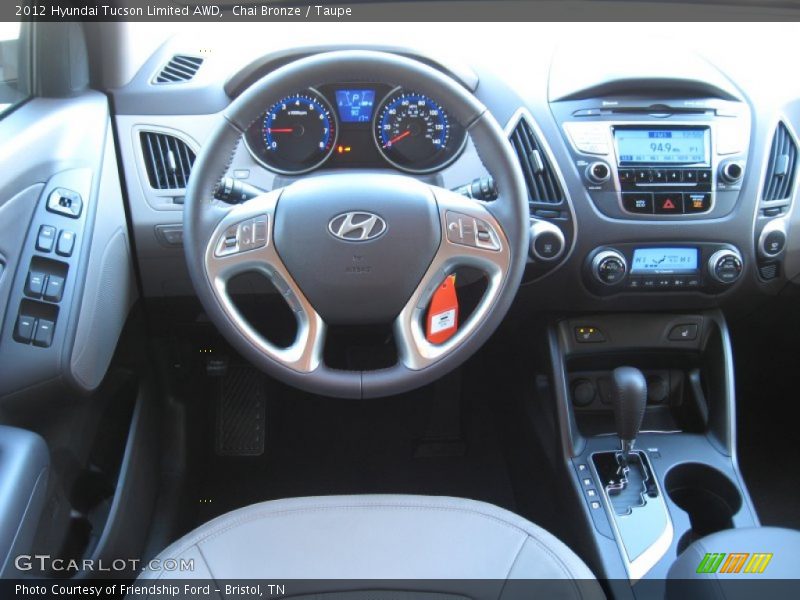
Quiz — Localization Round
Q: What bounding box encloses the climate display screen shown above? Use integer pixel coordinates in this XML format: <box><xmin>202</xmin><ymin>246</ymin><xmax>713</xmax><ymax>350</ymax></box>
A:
<box><xmin>631</xmin><ymin>247</ymin><xmax>699</xmax><ymax>274</ymax></box>
<box><xmin>335</xmin><ymin>89</ymin><xmax>376</xmax><ymax>123</ymax></box>
<box><xmin>615</xmin><ymin>128</ymin><xmax>709</xmax><ymax>165</ymax></box>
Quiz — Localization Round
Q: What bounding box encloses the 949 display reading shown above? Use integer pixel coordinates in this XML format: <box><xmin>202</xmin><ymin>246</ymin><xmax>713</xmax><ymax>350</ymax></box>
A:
<box><xmin>615</xmin><ymin>129</ymin><xmax>708</xmax><ymax>164</ymax></box>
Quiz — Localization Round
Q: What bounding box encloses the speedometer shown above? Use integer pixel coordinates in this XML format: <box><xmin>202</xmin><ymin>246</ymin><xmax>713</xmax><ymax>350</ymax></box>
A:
<box><xmin>244</xmin><ymin>90</ymin><xmax>337</xmax><ymax>174</ymax></box>
<box><xmin>374</xmin><ymin>91</ymin><xmax>465</xmax><ymax>173</ymax></box>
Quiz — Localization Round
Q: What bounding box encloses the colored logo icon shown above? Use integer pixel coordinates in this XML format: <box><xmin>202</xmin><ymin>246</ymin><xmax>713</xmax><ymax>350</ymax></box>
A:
<box><xmin>696</xmin><ymin>552</ymin><xmax>773</xmax><ymax>574</ymax></box>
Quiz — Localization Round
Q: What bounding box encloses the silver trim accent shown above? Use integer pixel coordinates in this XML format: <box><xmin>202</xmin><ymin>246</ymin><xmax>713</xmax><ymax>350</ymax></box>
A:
<box><xmin>720</xmin><ymin>159</ymin><xmax>745</xmax><ymax>184</ymax></box>
<box><xmin>328</xmin><ymin>211</ymin><xmax>387</xmax><ymax>242</ymax></box>
<box><xmin>132</xmin><ymin>125</ymin><xmax>201</xmax><ymax>197</ymax></box>
<box><xmin>394</xmin><ymin>187</ymin><xmax>510</xmax><ymax>371</ymax></box>
<box><xmin>203</xmin><ymin>190</ymin><xmax>325</xmax><ymax>373</ymax></box>
<box><xmin>590</xmin><ymin>450</ymin><xmax>675</xmax><ymax>582</ymax></box>
<box><xmin>586</xmin><ymin>161</ymin><xmax>611</xmax><ymax>184</ymax></box>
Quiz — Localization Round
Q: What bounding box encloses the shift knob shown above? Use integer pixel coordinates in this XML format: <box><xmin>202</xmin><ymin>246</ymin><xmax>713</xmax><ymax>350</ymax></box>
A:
<box><xmin>611</xmin><ymin>367</ymin><xmax>647</xmax><ymax>452</ymax></box>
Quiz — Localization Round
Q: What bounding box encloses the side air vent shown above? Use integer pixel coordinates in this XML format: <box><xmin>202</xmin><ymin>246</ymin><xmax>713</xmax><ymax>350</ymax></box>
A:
<box><xmin>509</xmin><ymin>117</ymin><xmax>565</xmax><ymax>206</ymax></box>
<box><xmin>763</xmin><ymin>122</ymin><xmax>797</xmax><ymax>202</ymax></box>
<box><xmin>154</xmin><ymin>55</ymin><xmax>203</xmax><ymax>84</ymax></box>
<box><xmin>140</xmin><ymin>132</ymin><xmax>196</xmax><ymax>190</ymax></box>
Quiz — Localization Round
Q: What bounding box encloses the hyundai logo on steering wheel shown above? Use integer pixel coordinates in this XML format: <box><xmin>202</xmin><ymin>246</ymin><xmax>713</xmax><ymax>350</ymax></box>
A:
<box><xmin>328</xmin><ymin>211</ymin><xmax>387</xmax><ymax>241</ymax></box>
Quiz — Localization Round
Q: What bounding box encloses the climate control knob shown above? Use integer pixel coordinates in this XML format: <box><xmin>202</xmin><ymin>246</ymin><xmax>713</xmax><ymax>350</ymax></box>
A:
<box><xmin>529</xmin><ymin>220</ymin><xmax>566</xmax><ymax>262</ymax></box>
<box><xmin>708</xmin><ymin>249</ymin><xmax>744</xmax><ymax>284</ymax></box>
<box><xmin>591</xmin><ymin>249</ymin><xmax>628</xmax><ymax>285</ymax></box>
<box><xmin>719</xmin><ymin>160</ymin><xmax>744</xmax><ymax>184</ymax></box>
<box><xmin>586</xmin><ymin>161</ymin><xmax>611</xmax><ymax>184</ymax></box>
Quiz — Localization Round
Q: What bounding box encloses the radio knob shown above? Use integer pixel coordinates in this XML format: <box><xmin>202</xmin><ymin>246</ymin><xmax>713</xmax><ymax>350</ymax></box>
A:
<box><xmin>591</xmin><ymin>249</ymin><xmax>628</xmax><ymax>285</ymax></box>
<box><xmin>586</xmin><ymin>161</ymin><xmax>611</xmax><ymax>184</ymax></box>
<box><xmin>719</xmin><ymin>160</ymin><xmax>744</xmax><ymax>184</ymax></box>
<box><xmin>529</xmin><ymin>220</ymin><xmax>566</xmax><ymax>262</ymax></box>
<box><xmin>708</xmin><ymin>249</ymin><xmax>744</xmax><ymax>284</ymax></box>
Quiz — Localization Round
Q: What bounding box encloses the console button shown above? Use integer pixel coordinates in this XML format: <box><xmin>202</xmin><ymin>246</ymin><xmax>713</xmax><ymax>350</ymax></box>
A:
<box><xmin>763</xmin><ymin>230</ymin><xmax>786</xmax><ymax>256</ymax></box>
<box><xmin>36</xmin><ymin>225</ymin><xmax>56</xmax><ymax>252</ymax></box>
<box><xmin>642</xmin><ymin>278</ymin><xmax>657</xmax><ymax>289</ymax></box>
<box><xmin>672</xmin><ymin>276</ymin><xmax>687</xmax><ymax>289</ymax></box>
<box><xmin>26</xmin><ymin>272</ymin><xmax>46</xmax><ymax>298</ymax></box>
<box><xmin>698</xmin><ymin>169</ymin><xmax>712</xmax><ymax>184</ymax></box>
<box><xmin>43</xmin><ymin>275</ymin><xmax>65</xmax><ymax>302</ymax></box>
<box><xmin>575</xmin><ymin>326</ymin><xmax>606</xmax><ymax>343</ymax></box>
<box><xmin>15</xmin><ymin>315</ymin><xmax>35</xmax><ymax>344</ymax></box>
<box><xmin>651</xmin><ymin>169</ymin><xmax>666</xmax><ymax>183</ymax></box>
<box><xmin>682</xmin><ymin>170</ymin><xmax>698</xmax><ymax>183</ymax></box>
<box><xmin>33</xmin><ymin>319</ymin><xmax>55</xmax><ymax>348</ymax></box>
<box><xmin>626</xmin><ymin>277</ymin><xmax>643</xmax><ymax>290</ymax></box>
<box><xmin>668</xmin><ymin>324</ymin><xmax>699</xmax><ymax>341</ymax></box>
<box><xmin>656</xmin><ymin>277</ymin><xmax>673</xmax><ymax>288</ymax></box>
<box><xmin>622</xmin><ymin>193</ymin><xmax>653</xmax><ymax>214</ymax></box>
<box><xmin>686</xmin><ymin>277</ymin><xmax>702</xmax><ymax>289</ymax></box>
<box><xmin>684</xmin><ymin>192</ymin><xmax>712</xmax><ymax>213</ymax></box>
<box><xmin>634</xmin><ymin>169</ymin><xmax>652</xmax><ymax>183</ymax></box>
<box><xmin>56</xmin><ymin>230</ymin><xmax>76</xmax><ymax>257</ymax></box>
<box><xmin>618</xmin><ymin>169</ymin><xmax>634</xmax><ymax>184</ymax></box>
<box><xmin>654</xmin><ymin>193</ymin><xmax>684</xmax><ymax>214</ymax></box>
<box><xmin>666</xmin><ymin>169</ymin><xmax>682</xmax><ymax>184</ymax></box>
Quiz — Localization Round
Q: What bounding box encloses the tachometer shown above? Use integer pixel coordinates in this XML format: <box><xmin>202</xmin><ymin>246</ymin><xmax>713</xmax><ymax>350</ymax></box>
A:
<box><xmin>244</xmin><ymin>90</ymin><xmax>337</xmax><ymax>174</ymax></box>
<box><xmin>374</xmin><ymin>91</ymin><xmax>464</xmax><ymax>173</ymax></box>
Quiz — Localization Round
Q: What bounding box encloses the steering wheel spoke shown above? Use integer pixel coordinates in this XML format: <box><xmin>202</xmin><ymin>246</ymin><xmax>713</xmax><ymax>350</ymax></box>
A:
<box><xmin>204</xmin><ymin>190</ymin><xmax>326</xmax><ymax>373</ymax></box>
<box><xmin>394</xmin><ymin>187</ymin><xmax>511</xmax><ymax>371</ymax></box>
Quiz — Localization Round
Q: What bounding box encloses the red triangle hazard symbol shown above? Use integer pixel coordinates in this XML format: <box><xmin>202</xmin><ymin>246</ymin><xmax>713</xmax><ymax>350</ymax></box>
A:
<box><xmin>663</xmin><ymin>199</ymin><xmax>676</xmax><ymax>209</ymax></box>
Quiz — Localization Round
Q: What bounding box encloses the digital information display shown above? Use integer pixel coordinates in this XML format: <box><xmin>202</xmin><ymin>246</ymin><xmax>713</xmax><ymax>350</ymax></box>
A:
<box><xmin>615</xmin><ymin>129</ymin><xmax>709</xmax><ymax>165</ymax></box>
<box><xmin>631</xmin><ymin>247</ymin><xmax>699</xmax><ymax>274</ymax></box>
<box><xmin>335</xmin><ymin>89</ymin><xmax>376</xmax><ymax>123</ymax></box>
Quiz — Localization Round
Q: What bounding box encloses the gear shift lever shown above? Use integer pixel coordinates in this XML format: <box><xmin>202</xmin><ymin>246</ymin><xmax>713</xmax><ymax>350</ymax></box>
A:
<box><xmin>611</xmin><ymin>366</ymin><xmax>647</xmax><ymax>456</ymax></box>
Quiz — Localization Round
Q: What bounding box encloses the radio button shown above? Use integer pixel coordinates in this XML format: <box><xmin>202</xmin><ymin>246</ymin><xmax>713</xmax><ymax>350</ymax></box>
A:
<box><xmin>651</xmin><ymin>169</ymin><xmax>666</xmax><ymax>184</ymax></box>
<box><xmin>618</xmin><ymin>169</ymin><xmax>634</xmax><ymax>184</ymax></box>
<box><xmin>698</xmin><ymin>169</ymin><xmax>712</xmax><ymax>184</ymax></box>
<box><xmin>682</xmin><ymin>170</ymin><xmax>698</xmax><ymax>183</ymax></box>
<box><xmin>622</xmin><ymin>193</ymin><xmax>654</xmax><ymax>214</ymax></box>
<box><xmin>635</xmin><ymin>169</ymin><xmax>652</xmax><ymax>183</ymax></box>
<box><xmin>684</xmin><ymin>192</ymin><xmax>712</xmax><ymax>213</ymax></box>
<box><xmin>666</xmin><ymin>169</ymin><xmax>682</xmax><ymax>183</ymax></box>
<box><xmin>654</xmin><ymin>193</ymin><xmax>684</xmax><ymax>214</ymax></box>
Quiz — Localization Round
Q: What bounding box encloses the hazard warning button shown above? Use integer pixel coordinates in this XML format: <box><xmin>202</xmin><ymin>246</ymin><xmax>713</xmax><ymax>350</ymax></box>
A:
<box><xmin>654</xmin><ymin>193</ymin><xmax>684</xmax><ymax>215</ymax></box>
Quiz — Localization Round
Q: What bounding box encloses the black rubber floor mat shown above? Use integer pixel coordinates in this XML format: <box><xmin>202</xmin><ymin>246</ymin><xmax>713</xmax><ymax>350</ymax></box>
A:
<box><xmin>216</xmin><ymin>366</ymin><xmax>266</xmax><ymax>456</ymax></box>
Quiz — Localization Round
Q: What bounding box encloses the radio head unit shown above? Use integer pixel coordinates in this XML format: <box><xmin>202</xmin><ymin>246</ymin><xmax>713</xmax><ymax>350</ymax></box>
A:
<box><xmin>614</xmin><ymin>126</ymin><xmax>710</xmax><ymax>166</ymax></box>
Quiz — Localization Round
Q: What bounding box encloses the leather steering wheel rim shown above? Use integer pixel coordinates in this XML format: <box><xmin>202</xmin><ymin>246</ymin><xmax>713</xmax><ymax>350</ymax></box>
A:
<box><xmin>183</xmin><ymin>50</ymin><xmax>529</xmax><ymax>399</ymax></box>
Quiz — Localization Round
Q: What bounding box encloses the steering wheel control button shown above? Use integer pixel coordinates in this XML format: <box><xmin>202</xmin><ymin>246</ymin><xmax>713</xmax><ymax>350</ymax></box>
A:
<box><xmin>36</xmin><ymin>225</ymin><xmax>57</xmax><ymax>252</ymax></box>
<box><xmin>668</xmin><ymin>324</ymin><xmax>699</xmax><ymax>341</ymax></box>
<box><xmin>26</xmin><ymin>271</ymin><xmax>46</xmax><ymax>298</ymax></box>
<box><xmin>33</xmin><ymin>319</ymin><xmax>55</xmax><ymax>348</ymax></box>
<box><xmin>47</xmin><ymin>188</ymin><xmax>83</xmax><ymax>218</ymax></box>
<box><xmin>708</xmin><ymin>249</ymin><xmax>744</xmax><ymax>284</ymax></box>
<box><xmin>14</xmin><ymin>315</ymin><xmax>36</xmax><ymax>344</ymax></box>
<box><xmin>654</xmin><ymin>193</ymin><xmax>683</xmax><ymax>214</ymax></box>
<box><xmin>446</xmin><ymin>212</ymin><xmax>500</xmax><ymax>251</ymax></box>
<box><xmin>44</xmin><ymin>275</ymin><xmax>65</xmax><ymax>303</ymax></box>
<box><xmin>622</xmin><ymin>193</ymin><xmax>653</xmax><ymax>214</ymax></box>
<box><xmin>575</xmin><ymin>326</ymin><xmax>605</xmax><ymax>343</ymax></box>
<box><xmin>216</xmin><ymin>216</ymin><xmax>269</xmax><ymax>257</ymax></box>
<box><xmin>56</xmin><ymin>230</ymin><xmax>76</xmax><ymax>257</ymax></box>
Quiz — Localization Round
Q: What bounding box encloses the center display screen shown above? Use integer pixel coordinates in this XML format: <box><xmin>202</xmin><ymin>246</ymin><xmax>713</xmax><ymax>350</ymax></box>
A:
<box><xmin>631</xmin><ymin>247</ymin><xmax>699</xmax><ymax>274</ymax></box>
<box><xmin>615</xmin><ymin>128</ymin><xmax>709</xmax><ymax>165</ymax></box>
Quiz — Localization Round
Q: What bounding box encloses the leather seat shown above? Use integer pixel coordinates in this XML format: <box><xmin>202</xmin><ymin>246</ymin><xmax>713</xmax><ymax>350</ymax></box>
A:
<box><xmin>142</xmin><ymin>495</ymin><xmax>603</xmax><ymax>598</ymax></box>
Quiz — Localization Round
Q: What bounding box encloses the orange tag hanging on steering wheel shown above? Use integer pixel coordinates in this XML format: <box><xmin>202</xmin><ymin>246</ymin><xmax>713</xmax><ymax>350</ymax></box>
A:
<box><xmin>426</xmin><ymin>274</ymin><xmax>459</xmax><ymax>344</ymax></box>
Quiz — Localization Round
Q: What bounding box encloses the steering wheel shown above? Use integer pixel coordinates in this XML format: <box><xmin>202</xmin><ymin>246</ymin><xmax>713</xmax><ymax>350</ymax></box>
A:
<box><xmin>183</xmin><ymin>50</ymin><xmax>529</xmax><ymax>399</ymax></box>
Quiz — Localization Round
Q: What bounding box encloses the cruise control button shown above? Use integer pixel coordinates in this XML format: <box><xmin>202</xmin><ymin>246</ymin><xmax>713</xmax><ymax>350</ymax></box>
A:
<box><xmin>36</xmin><ymin>225</ymin><xmax>56</xmax><ymax>252</ymax></box>
<box><xmin>655</xmin><ymin>193</ymin><xmax>683</xmax><ymax>214</ymax></box>
<box><xmin>26</xmin><ymin>272</ymin><xmax>46</xmax><ymax>298</ymax></box>
<box><xmin>684</xmin><ymin>193</ymin><xmax>711</xmax><ymax>213</ymax></box>
<box><xmin>33</xmin><ymin>319</ymin><xmax>55</xmax><ymax>348</ymax></box>
<box><xmin>622</xmin><ymin>193</ymin><xmax>653</xmax><ymax>214</ymax></box>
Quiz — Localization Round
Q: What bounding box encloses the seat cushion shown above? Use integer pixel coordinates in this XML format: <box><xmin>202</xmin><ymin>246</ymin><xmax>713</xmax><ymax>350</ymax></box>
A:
<box><xmin>141</xmin><ymin>495</ymin><xmax>603</xmax><ymax>599</ymax></box>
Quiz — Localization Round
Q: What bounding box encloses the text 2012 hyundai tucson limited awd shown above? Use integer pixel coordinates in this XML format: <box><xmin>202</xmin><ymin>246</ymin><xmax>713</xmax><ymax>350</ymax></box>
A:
<box><xmin>1</xmin><ymin>4</ymin><xmax>800</xmax><ymax>600</ymax></box>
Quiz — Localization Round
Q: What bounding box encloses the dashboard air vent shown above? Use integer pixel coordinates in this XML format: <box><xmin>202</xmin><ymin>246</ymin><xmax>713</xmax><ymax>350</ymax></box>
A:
<box><xmin>154</xmin><ymin>55</ymin><xmax>203</xmax><ymax>84</ymax></box>
<box><xmin>762</xmin><ymin>122</ymin><xmax>797</xmax><ymax>202</ymax></box>
<box><xmin>509</xmin><ymin>117</ymin><xmax>564</xmax><ymax>206</ymax></box>
<box><xmin>140</xmin><ymin>132</ymin><xmax>196</xmax><ymax>190</ymax></box>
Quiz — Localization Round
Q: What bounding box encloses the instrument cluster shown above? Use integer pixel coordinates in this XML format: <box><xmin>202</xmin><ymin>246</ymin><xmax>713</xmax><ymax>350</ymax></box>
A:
<box><xmin>243</xmin><ymin>83</ymin><xmax>468</xmax><ymax>175</ymax></box>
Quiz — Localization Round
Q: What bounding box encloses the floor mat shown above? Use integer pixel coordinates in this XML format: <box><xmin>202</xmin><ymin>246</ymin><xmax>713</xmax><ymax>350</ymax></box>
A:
<box><xmin>192</xmin><ymin>365</ymin><xmax>517</xmax><ymax>526</ymax></box>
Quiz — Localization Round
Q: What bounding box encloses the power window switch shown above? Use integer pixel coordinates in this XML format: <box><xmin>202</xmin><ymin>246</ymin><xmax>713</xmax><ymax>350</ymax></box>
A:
<box><xmin>36</xmin><ymin>225</ymin><xmax>57</xmax><ymax>252</ymax></box>
<box><xmin>56</xmin><ymin>230</ymin><xmax>76</xmax><ymax>257</ymax></box>
<box><xmin>43</xmin><ymin>275</ymin><xmax>65</xmax><ymax>302</ymax></box>
<box><xmin>33</xmin><ymin>319</ymin><xmax>55</xmax><ymax>347</ymax></box>
<box><xmin>15</xmin><ymin>315</ymin><xmax>36</xmax><ymax>343</ymax></box>
<box><xmin>26</xmin><ymin>271</ymin><xmax>47</xmax><ymax>298</ymax></box>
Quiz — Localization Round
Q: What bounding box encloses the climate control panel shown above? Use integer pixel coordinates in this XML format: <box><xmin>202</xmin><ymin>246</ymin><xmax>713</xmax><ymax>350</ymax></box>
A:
<box><xmin>584</xmin><ymin>243</ymin><xmax>744</xmax><ymax>295</ymax></box>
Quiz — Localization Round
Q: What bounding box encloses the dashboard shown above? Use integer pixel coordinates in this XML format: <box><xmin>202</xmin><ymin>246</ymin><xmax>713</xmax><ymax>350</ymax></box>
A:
<box><xmin>107</xmin><ymin>29</ymin><xmax>800</xmax><ymax>318</ymax></box>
